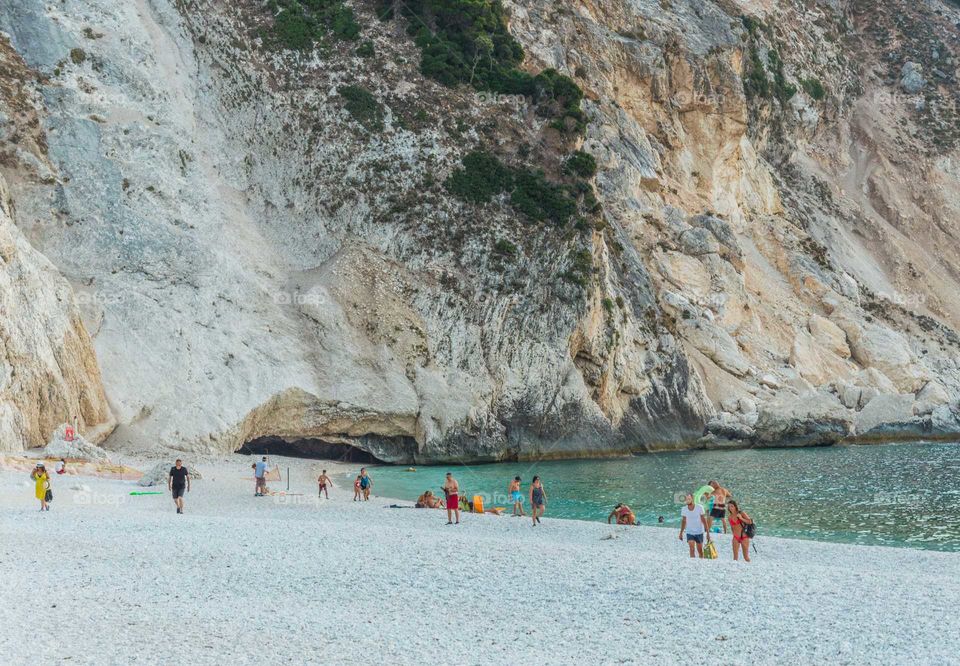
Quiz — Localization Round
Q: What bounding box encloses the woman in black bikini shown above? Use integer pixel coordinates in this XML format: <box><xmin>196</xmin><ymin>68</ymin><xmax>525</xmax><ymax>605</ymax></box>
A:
<box><xmin>530</xmin><ymin>476</ymin><xmax>546</xmax><ymax>526</ymax></box>
<box><xmin>727</xmin><ymin>500</ymin><xmax>753</xmax><ymax>562</ymax></box>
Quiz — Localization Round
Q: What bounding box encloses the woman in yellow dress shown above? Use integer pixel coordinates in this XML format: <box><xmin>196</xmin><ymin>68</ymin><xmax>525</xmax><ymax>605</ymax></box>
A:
<box><xmin>31</xmin><ymin>462</ymin><xmax>50</xmax><ymax>511</ymax></box>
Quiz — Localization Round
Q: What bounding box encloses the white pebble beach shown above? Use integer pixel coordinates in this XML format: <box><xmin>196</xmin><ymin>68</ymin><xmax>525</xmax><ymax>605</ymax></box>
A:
<box><xmin>1</xmin><ymin>455</ymin><xmax>958</xmax><ymax>665</ymax></box>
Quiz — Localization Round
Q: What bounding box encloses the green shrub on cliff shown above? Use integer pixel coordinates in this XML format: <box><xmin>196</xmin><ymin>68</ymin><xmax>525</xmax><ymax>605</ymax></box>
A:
<box><xmin>379</xmin><ymin>0</ymin><xmax>586</xmax><ymax>135</ymax></box>
<box><xmin>338</xmin><ymin>85</ymin><xmax>384</xmax><ymax>131</ymax></box>
<box><xmin>564</xmin><ymin>150</ymin><xmax>597</xmax><ymax>179</ymax></box>
<box><xmin>445</xmin><ymin>150</ymin><xmax>514</xmax><ymax>203</ymax></box>
<box><xmin>445</xmin><ymin>150</ymin><xmax>578</xmax><ymax>225</ymax></box>
<box><xmin>801</xmin><ymin>77</ymin><xmax>826</xmax><ymax>101</ymax></box>
<box><xmin>267</xmin><ymin>0</ymin><xmax>361</xmax><ymax>51</ymax></box>
<box><xmin>509</xmin><ymin>170</ymin><xmax>576</xmax><ymax>224</ymax></box>
<box><xmin>743</xmin><ymin>46</ymin><xmax>769</xmax><ymax>99</ymax></box>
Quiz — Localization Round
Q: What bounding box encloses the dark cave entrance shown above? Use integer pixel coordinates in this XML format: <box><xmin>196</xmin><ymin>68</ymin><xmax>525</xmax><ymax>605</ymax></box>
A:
<box><xmin>239</xmin><ymin>436</ymin><xmax>384</xmax><ymax>464</ymax></box>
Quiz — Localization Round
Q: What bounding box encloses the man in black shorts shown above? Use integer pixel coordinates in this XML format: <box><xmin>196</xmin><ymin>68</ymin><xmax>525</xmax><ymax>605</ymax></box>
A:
<box><xmin>707</xmin><ymin>480</ymin><xmax>730</xmax><ymax>534</ymax></box>
<box><xmin>168</xmin><ymin>459</ymin><xmax>191</xmax><ymax>514</ymax></box>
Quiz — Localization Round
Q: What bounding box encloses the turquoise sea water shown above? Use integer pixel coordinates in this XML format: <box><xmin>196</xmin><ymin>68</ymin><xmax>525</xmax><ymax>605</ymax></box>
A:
<box><xmin>363</xmin><ymin>442</ymin><xmax>960</xmax><ymax>552</ymax></box>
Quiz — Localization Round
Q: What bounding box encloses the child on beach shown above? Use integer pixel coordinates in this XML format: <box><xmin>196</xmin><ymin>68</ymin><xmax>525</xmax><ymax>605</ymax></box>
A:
<box><xmin>318</xmin><ymin>470</ymin><xmax>332</xmax><ymax>499</ymax></box>
<box><xmin>679</xmin><ymin>493</ymin><xmax>710</xmax><ymax>558</ymax></box>
<box><xmin>508</xmin><ymin>476</ymin><xmax>525</xmax><ymax>516</ymax></box>
<box><xmin>530</xmin><ymin>476</ymin><xmax>546</xmax><ymax>526</ymax></box>
<box><xmin>353</xmin><ymin>475</ymin><xmax>362</xmax><ymax>501</ymax></box>
<box><xmin>727</xmin><ymin>500</ymin><xmax>754</xmax><ymax>562</ymax></box>
<box><xmin>359</xmin><ymin>468</ymin><xmax>373</xmax><ymax>501</ymax></box>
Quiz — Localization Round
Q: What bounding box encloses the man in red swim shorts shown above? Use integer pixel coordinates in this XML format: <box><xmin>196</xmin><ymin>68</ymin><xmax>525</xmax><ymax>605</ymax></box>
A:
<box><xmin>443</xmin><ymin>472</ymin><xmax>460</xmax><ymax>525</ymax></box>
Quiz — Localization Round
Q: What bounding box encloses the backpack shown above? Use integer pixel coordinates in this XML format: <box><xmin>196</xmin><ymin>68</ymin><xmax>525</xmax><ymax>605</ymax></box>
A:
<box><xmin>744</xmin><ymin>520</ymin><xmax>756</xmax><ymax>539</ymax></box>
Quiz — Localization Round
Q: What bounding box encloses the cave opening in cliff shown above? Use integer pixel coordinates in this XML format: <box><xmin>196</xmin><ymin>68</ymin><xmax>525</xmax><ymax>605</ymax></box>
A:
<box><xmin>239</xmin><ymin>436</ymin><xmax>384</xmax><ymax>464</ymax></box>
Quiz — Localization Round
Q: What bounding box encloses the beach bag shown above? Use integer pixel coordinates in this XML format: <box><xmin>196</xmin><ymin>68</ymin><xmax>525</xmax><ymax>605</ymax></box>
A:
<box><xmin>44</xmin><ymin>488</ymin><xmax>53</xmax><ymax>502</ymax></box>
<box><xmin>744</xmin><ymin>521</ymin><xmax>756</xmax><ymax>539</ymax></box>
<box><xmin>703</xmin><ymin>541</ymin><xmax>718</xmax><ymax>560</ymax></box>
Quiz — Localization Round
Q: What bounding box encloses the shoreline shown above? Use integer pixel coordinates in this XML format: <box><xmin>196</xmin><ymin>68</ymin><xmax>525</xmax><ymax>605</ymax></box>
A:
<box><xmin>2</xmin><ymin>453</ymin><xmax>959</xmax><ymax>664</ymax></box>
<box><xmin>8</xmin><ymin>446</ymin><xmax>959</xmax><ymax>553</ymax></box>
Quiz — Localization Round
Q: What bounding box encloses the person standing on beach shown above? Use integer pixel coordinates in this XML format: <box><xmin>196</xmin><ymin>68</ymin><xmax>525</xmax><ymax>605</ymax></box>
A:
<box><xmin>253</xmin><ymin>456</ymin><xmax>270</xmax><ymax>496</ymax></box>
<box><xmin>31</xmin><ymin>463</ymin><xmax>51</xmax><ymax>512</ymax></box>
<box><xmin>679</xmin><ymin>493</ymin><xmax>710</xmax><ymax>558</ymax></box>
<box><xmin>530</xmin><ymin>476</ymin><xmax>546</xmax><ymax>526</ymax></box>
<box><xmin>508</xmin><ymin>476</ymin><xmax>525</xmax><ymax>517</ymax></box>
<box><xmin>359</xmin><ymin>468</ymin><xmax>373</xmax><ymax>501</ymax></box>
<box><xmin>168</xmin><ymin>459</ymin><xmax>190</xmax><ymax>514</ymax></box>
<box><xmin>727</xmin><ymin>500</ymin><xmax>754</xmax><ymax>562</ymax></box>
<box><xmin>443</xmin><ymin>472</ymin><xmax>460</xmax><ymax>525</ymax></box>
<box><xmin>353</xmin><ymin>475</ymin><xmax>362</xmax><ymax>501</ymax></box>
<box><xmin>318</xmin><ymin>470</ymin><xmax>332</xmax><ymax>499</ymax></box>
<box><xmin>706</xmin><ymin>480</ymin><xmax>730</xmax><ymax>533</ymax></box>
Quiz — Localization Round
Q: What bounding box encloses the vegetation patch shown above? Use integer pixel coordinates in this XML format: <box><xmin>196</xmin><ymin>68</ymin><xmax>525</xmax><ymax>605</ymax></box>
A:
<box><xmin>264</xmin><ymin>0</ymin><xmax>361</xmax><ymax>51</ymax></box>
<box><xmin>338</xmin><ymin>85</ymin><xmax>385</xmax><ymax>131</ymax></box>
<box><xmin>493</xmin><ymin>238</ymin><xmax>517</xmax><ymax>257</ymax></box>
<box><xmin>355</xmin><ymin>40</ymin><xmax>376</xmax><ymax>58</ymax></box>
<box><xmin>740</xmin><ymin>16</ymin><xmax>795</xmax><ymax>104</ymax></box>
<box><xmin>445</xmin><ymin>150</ymin><xmax>513</xmax><ymax>203</ymax></box>
<box><xmin>70</xmin><ymin>48</ymin><xmax>87</xmax><ymax>65</ymax></box>
<box><xmin>801</xmin><ymin>77</ymin><xmax>826</xmax><ymax>101</ymax></box>
<box><xmin>445</xmin><ymin>150</ymin><xmax>582</xmax><ymax>225</ymax></box>
<box><xmin>509</xmin><ymin>169</ymin><xmax>576</xmax><ymax>225</ymax></box>
<box><xmin>563</xmin><ymin>150</ymin><xmax>597</xmax><ymax>179</ymax></box>
<box><xmin>377</xmin><ymin>0</ymin><xmax>586</xmax><ymax>135</ymax></box>
<box><xmin>561</xmin><ymin>248</ymin><xmax>593</xmax><ymax>287</ymax></box>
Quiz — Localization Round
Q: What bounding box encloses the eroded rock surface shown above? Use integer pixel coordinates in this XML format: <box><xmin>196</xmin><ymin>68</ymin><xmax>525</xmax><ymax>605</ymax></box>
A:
<box><xmin>0</xmin><ymin>0</ymin><xmax>959</xmax><ymax>461</ymax></box>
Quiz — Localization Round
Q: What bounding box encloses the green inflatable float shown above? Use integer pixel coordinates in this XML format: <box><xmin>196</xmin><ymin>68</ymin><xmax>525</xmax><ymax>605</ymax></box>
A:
<box><xmin>693</xmin><ymin>485</ymin><xmax>714</xmax><ymax>509</ymax></box>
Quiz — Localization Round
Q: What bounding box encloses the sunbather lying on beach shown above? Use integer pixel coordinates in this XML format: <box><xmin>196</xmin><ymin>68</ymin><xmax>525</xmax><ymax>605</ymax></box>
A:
<box><xmin>416</xmin><ymin>491</ymin><xmax>444</xmax><ymax>508</ymax></box>
<box><xmin>607</xmin><ymin>503</ymin><xmax>636</xmax><ymax>525</ymax></box>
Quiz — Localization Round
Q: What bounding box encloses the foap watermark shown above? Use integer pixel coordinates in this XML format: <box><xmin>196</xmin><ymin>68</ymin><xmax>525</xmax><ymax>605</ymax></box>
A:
<box><xmin>271</xmin><ymin>493</ymin><xmax>326</xmax><ymax>508</ymax></box>
<box><xmin>271</xmin><ymin>289</ymin><xmax>326</xmax><ymax>307</ymax></box>
<box><xmin>73</xmin><ymin>489</ymin><xmax>128</xmax><ymax>507</ymax></box>
<box><xmin>873</xmin><ymin>290</ymin><xmax>926</xmax><ymax>309</ymax></box>
<box><xmin>873</xmin><ymin>491</ymin><xmax>923</xmax><ymax>507</ymax></box>
<box><xmin>74</xmin><ymin>290</ymin><xmax>127</xmax><ymax>308</ymax></box>
<box><xmin>474</xmin><ymin>90</ymin><xmax>527</xmax><ymax>111</ymax></box>
<box><xmin>667</xmin><ymin>89</ymin><xmax>729</xmax><ymax>109</ymax></box>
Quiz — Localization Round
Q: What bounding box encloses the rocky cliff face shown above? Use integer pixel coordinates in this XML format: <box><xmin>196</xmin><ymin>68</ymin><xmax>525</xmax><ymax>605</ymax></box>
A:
<box><xmin>0</xmin><ymin>36</ymin><xmax>113</xmax><ymax>450</ymax></box>
<box><xmin>0</xmin><ymin>0</ymin><xmax>958</xmax><ymax>462</ymax></box>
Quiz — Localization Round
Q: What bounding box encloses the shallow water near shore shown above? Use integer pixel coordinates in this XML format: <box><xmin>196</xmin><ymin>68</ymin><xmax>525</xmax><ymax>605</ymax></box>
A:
<box><xmin>367</xmin><ymin>441</ymin><xmax>960</xmax><ymax>551</ymax></box>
